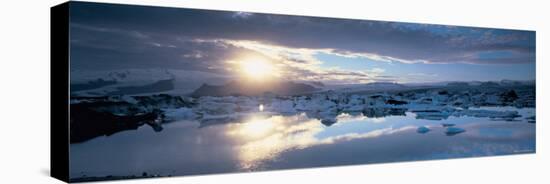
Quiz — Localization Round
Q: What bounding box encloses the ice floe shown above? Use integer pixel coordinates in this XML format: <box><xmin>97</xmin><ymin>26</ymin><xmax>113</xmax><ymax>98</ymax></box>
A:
<box><xmin>445</xmin><ymin>127</ymin><xmax>466</xmax><ymax>136</ymax></box>
<box><xmin>416</xmin><ymin>126</ymin><xmax>431</xmax><ymax>134</ymax></box>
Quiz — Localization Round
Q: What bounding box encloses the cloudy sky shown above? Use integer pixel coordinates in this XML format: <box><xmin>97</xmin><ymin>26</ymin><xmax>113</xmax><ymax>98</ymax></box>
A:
<box><xmin>69</xmin><ymin>2</ymin><xmax>535</xmax><ymax>84</ymax></box>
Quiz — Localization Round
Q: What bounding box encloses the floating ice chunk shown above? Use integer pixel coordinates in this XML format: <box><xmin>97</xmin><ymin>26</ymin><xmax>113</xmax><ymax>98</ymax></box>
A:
<box><xmin>321</xmin><ymin>118</ymin><xmax>337</xmax><ymax>126</ymax></box>
<box><xmin>416</xmin><ymin>126</ymin><xmax>430</xmax><ymax>134</ymax></box>
<box><xmin>413</xmin><ymin>110</ymin><xmax>452</xmax><ymax>120</ymax></box>
<box><xmin>417</xmin><ymin>97</ymin><xmax>434</xmax><ymax>105</ymax></box>
<box><xmin>386</xmin><ymin>99</ymin><xmax>408</xmax><ymax>105</ymax></box>
<box><xmin>121</xmin><ymin>95</ymin><xmax>138</xmax><ymax>104</ymax></box>
<box><xmin>294</xmin><ymin>97</ymin><xmax>336</xmax><ymax>112</ymax></box>
<box><xmin>526</xmin><ymin>116</ymin><xmax>536</xmax><ymax>123</ymax></box>
<box><xmin>409</xmin><ymin>105</ymin><xmax>457</xmax><ymax>120</ymax></box>
<box><xmin>445</xmin><ymin>127</ymin><xmax>466</xmax><ymax>136</ymax></box>
<box><xmin>441</xmin><ymin>123</ymin><xmax>455</xmax><ymax>127</ymax></box>
<box><xmin>343</xmin><ymin>104</ymin><xmax>364</xmax><ymax>112</ymax></box>
<box><xmin>70</xmin><ymin>99</ymin><xmax>84</xmax><ymax>104</ymax></box>
<box><xmin>408</xmin><ymin>104</ymin><xmax>453</xmax><ymax>112</ymax></box>
<box><xmin>198</xmin><ymin>101</ymin><xmax>237</xmax><ymax>115</ymax></box>
<box><xmin>348</xmin><ymin>95</ymin><xmax>363</xmax><ymax>105</ymax></box>
<box><xmin>453</xmin><ymin>109</ymin><xmax>520</xmax><ymax>119</ymax></box>
<box><xmin>362</xmin><ymin>107</ymin><xmax>407</xmax><ymax>118</ymax></box>
<box><xmin>269</xmin><ymin>100</ymin><xmax>296</xmax><ymax>113</ymax></box>
<box><xmin>317</xmin><ymin>99</ymin><xmax>337</xmax><ymax>110</ymax></box>
<box><xmin>485</xmin><ymin>94</ymin><xmax>501</xmax><ymax>105</ymax></box>
<box><xmin>163</xmin><ymin>107</ymin><xmax>196</xmax><ymax>121</ymax></box>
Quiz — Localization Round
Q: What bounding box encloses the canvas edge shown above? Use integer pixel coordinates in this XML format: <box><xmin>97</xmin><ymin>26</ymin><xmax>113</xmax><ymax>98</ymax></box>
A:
<box><xmin>51</xmin><ymin>1</ymin><xmax>70</xmax><ymax>183</ymax></box>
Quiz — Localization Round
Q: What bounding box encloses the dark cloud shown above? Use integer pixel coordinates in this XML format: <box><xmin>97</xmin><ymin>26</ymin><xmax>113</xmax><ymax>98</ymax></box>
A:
<box><xmin>69</xmin><ymin>1</ymin><xmax>535</xmax><ymax>72</ymax></box>
<box><xmin>70</xmin><ymin>22</ymin><xmax>249</xmax><ymax>74</ymax></box>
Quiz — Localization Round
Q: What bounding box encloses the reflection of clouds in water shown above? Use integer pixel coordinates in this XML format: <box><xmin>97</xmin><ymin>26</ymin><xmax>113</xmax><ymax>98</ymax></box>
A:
<box><xmin>225</xmin><ymin>113</ymin><xmax>412</xmax><ymax>170</ymax></box>
<box><xmin>226</xmin><ymin>114</ymin><xmax>322</xmax><ymax>169</ymax></box>
<box><xmin>320</xmin><ymin>126</ymin><xmax>416</xmax><ymax>143</ymax></box>
<box><xmin>335</xmin><ymin>113</ymin><xmax>387</xmax><ymax>124</ymax></box>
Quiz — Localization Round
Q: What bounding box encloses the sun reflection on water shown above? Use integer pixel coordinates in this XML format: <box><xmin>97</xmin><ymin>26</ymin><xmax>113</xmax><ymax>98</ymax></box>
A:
<box><xmin>225</xmin><ymin>113</ymin><xmax>413</xmax><ymax>170</ymax></box>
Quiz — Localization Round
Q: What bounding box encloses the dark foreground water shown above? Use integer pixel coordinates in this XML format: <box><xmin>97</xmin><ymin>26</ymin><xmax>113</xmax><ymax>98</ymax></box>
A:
<box><xmin>69</xmin><ymin>107</ymin><xmax>535</xmax><ymax>179</ymax></box>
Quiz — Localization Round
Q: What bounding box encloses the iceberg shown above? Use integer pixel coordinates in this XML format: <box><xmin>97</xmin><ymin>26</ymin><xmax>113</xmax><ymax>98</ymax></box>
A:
<box><xmin>453</xmin><ymin>109</ymin><xmax>520</xmax><ymax>120</ymax></box>
<box><xmin>268</xmin><ymin>100</ymin><xmax>296</xmax><ymax>114</ymax></box>
<box><xmin>445</xmin><ymin>127</ymin><xmax>466</xmax><ymax>136</ymax></box>
<box><xmin>163</xmin><ymin>107</ymin><xmax>196</xmax><ymax>121</ymax></box>
<box><xmin>416</xmin><ymin>126</ymin><xmax>431</xmax><ymax>134</ymax></box>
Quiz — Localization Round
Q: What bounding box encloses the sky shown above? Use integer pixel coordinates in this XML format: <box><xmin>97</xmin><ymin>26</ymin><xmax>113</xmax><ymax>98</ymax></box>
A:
<box><xmin>69</xmin><ymin>2</ymin><xmax>536</xmax><ymax>84</ymax></box>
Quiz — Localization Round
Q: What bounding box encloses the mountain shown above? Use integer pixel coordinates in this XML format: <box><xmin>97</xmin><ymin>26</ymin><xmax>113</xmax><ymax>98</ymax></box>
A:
<box><xmin>190</xmin><ymin>80</ymin><xmax>319</xmax><ymax>97</ymax></box>
<box><xmin>71</xmin><ymin>78</ymin><xmax>118</xmax><ymax>92</ymax></box>
<box><xmin>107</xmin><ymin>79</ymin><xmax>175</xmax><ymax>95</ymax></box>
<box><xmin>70</xmin><ymin>69</ymin><xmax>174</xmax><ymax>84</ymax></box>
<box><xmin>306</xmin><ymin>81</ymin><xmax>325</xmax><ymax>88</ymax></box>
<box><xmin>332</xmin><ymin>82</ymin><xmax>407</xmax><ymax>93</ymax></box>
<box><xmin>363</xmin><ymin>82</ymin><xmax>406</xmax><ymax>89</ymax></box>
<box><xmin>70</xmin><ymin>69</ymin><xmax>230</xmax><ymax>96</ymax></box>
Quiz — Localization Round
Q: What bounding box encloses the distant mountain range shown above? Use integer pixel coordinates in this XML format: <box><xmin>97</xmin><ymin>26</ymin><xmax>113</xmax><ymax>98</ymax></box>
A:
<box><xmin>70</xmin><ymin>69</ymin><xmax>230</xmax><ymax>96</ymax></box>
<box><xmin>408</xmin><ymin>80</ymin><xmax>535</xmax><ymax>87</ymax></box>
<box><xmin>70</xmin><ymin>68</ymin><xmax>535</xmax><ymax>97</ymax></box>
<box><xmin>190</xmin><ymin>80</ymin><xmax>319</xmax><ymax>97</ymax></box>
<box><xmin>328</xmin><ymin>82</ymin><xmax>407</xmax><ymax>92</ymax></box>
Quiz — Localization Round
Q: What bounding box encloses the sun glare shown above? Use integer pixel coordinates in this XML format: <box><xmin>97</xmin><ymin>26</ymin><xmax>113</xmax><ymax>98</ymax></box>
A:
<box><xmin>239</xmin><ymin>58</ymin><xmax>275</xmax><ymax>80</ymax></box>
<box><xmin>238</xmin><ymin>117</ymin><xmax>275</xmax><ymax>138</ymax></box>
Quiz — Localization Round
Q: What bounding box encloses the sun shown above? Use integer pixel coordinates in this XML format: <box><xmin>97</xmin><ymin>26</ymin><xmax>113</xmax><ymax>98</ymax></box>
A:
<box><xmin>239</xmin><ymin>58</ymin><xmax>275</xmax><ymax>80</ymax></box>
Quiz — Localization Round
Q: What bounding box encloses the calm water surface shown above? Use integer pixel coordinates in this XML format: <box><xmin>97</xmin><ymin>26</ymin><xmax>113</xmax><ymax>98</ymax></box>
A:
<box><xmin>70</xmin><ymin>107</ymin><xmax>535</xmax><ymax>178</ymax></box>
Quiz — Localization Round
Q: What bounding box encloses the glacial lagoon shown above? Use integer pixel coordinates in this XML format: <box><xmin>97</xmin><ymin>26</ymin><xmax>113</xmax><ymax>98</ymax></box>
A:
<box><xmin>70</xmin><ymin>106</ymin><xmax>535</xmax><ymax>179</ymax></box>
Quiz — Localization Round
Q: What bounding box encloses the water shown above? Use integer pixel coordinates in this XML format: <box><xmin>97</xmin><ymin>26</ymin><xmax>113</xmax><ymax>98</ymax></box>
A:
<box><xmin>69</xmin><ymin>107</ymin><xmax>535</xmax><ymax>179</ymax></box>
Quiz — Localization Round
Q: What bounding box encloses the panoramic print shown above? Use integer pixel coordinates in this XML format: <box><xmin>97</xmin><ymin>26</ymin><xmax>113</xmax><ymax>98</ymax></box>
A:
<box><xmin>67</xmin><ymin>2</ymin><xmax>536</xmax><ymax>182</ymax></box>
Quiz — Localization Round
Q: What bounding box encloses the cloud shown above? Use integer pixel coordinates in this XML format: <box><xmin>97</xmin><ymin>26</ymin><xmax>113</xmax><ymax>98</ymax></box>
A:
<box><xmin>216</xmin><ymin>39</ymin><xmax>392</xmax><ymax>83</ymax></box>
<box><xmin>68</xmin><ymin>2</ymin><xmax>535</xmax><ymax>84</ymax></box>
<box><xmin>69</xmin><ymin>2</ymin><xmax>535</xmax><ymax>66</ymax></box>
<box><xmin>70</xmin><ymin>21</ymin><xmax>407</xmax><ymax>84</ymax></box>
<box><xmin>182</xmin><ymin>50</ymin><xmax>206</xmax><ymax>59</ymax></box>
